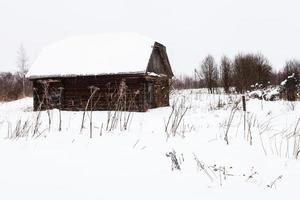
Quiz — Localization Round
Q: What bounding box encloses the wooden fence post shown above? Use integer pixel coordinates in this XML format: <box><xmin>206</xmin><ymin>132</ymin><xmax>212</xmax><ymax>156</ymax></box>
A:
<box><xmin>242</xmin><ymin>96</ymin><xmax>246</xmax><ymax>112</ymax></box>
<box><xmin>242</xmin><ymin>95</ymin><xmax>246</xmax><ymax>140</ymax></box>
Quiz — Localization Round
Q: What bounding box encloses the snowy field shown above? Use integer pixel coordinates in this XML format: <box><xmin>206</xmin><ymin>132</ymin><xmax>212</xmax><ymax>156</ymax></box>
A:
<box><xmin>0</xmin><ymin>89</ymin><xmax>300</xmax><ymax>200</ymax></box>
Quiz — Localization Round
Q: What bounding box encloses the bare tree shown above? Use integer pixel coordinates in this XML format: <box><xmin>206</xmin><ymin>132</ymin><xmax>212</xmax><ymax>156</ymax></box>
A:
<box><xmin>196</xmin><ymin>55</ymin><xmax>218</xmax><ymax>93</ymax></box>
<box><xmin>17</xmin><ymin>44</ymin><xmax>29</xmax><ymax>98</ymax></box>
<box><xmin>220</xmin><ymin>56</ymin><xmax>232</xmax><ymax>93</ymax></box>
<box><xmin>254</xmin><ymin>53</ymin><xmax>272</xmax><ymax>85</ymax></box>
<box><xmin>233</xmin><ymin>53</ymin><xmax>272</xmax><ymax>93</ymax></box>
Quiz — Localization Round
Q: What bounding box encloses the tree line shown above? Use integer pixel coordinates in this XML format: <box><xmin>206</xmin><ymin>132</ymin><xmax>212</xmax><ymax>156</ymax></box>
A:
<box><xmin>1</xmin><ymin>48</ymin><xmax>299</xmax><ymax>101</ymax></box>
<box><xmin>174</xmin><ymin>53</ymin><xmax>300</xmax><ymax>94</ymax></box>
<box><xmin>0</xmin><ymin>45</ymin><xmax>32</xmax><ymax>101</ymax></box>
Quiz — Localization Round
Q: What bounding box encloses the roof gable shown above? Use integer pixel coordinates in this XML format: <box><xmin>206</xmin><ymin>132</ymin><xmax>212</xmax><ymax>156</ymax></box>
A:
<box><xmin>146</xmin><ymin>42</ymin><xmax>173</xmax><ymax>77</ymax></box>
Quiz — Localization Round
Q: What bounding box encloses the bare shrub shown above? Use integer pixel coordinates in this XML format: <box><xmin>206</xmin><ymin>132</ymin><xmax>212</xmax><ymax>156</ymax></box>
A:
<box><xmin>286</xmin><ymin>101</ymin><xmax>296</xmax><ymax>111</ymax></box>
<box><xmin>290</xmin><ymin>118</ymin><xmax>300</xmax><ymax>159</ymax></box>
<box><xmin>193</xmin><ymin>153</ymin><xmax>214</xmax><ymax>182</ymax></box>
<box><xmin>9</xmin><ymin>119</ymin><xmax>31</xmax><ymax>139</ymax></box>
<box><xmin>208</xmin><ymin>95</ymin><xmax>227</xmax><ymax>111</ymax></box>
<box><xmin>257</xmin><ymin>116</ymin><xmax>300</xmax><ymax>159</ymax></box>
<box><xmin>224</xmin><ymin>99</ymin><xmax>240</xmax><ymax>144</ymax></box>
<box><xmin>6</xmin><ymin>111</ymin><xmax>46</xmax><ymax>139</ymax></box>
<box><xmin>40</xmin><ymin>81</ymin><xmax>52</xmax><ymax>131</ymax></box>
<box><xmin>31</xmin><ymin>85</ymin><xmax>49</xmax><ymax>138</ymax></box>
<box><xmin>166</xmin><ymin>150</ymin><xmax>181</xmax><ymax>171</ymax></box>
<box><xmin>105</xmin><ymin>80</ymin><xmax>135</xmax><ymax>132</ymax></box>
<box><xmin>267</xmin><ymin>175</ymin><xmax>283</xmax><ymax>189</ymax></box>
<box><xmin>177</xmin><ymin>121</ymin><xmax>195</xmax><ymax>137</ymax></box>
<box><xmin>257</xmin><ymin>121</ymin><xmax>270</xmax><ymax>156</ymax></box>
<box><xmin>245</xmin><ymin>113</ymin><xmax>257</xmax><ymax>145</ymax></box>
<box><xmin>80</xmin><ymin>86</ymin><xmax>100</xmax><ymax>137</ymax></box>
<box><xmin>165</xmin><ymin>97</ymin><xmax>190</xmax><ymax>137</ymax></box>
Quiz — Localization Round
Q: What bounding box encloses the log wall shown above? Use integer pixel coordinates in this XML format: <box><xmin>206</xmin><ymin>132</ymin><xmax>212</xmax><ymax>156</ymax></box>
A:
<box><xmin>32</xmin><ymin>74</ymin><xmax>170</xmax><ymax>112</ymax></box>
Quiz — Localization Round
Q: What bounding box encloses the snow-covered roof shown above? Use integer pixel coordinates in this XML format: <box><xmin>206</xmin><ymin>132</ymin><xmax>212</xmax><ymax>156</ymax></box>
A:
<box><xmin>26</xmin><ymin>33</ymin><xmax>157</xmax><ymax>79</ymax></box>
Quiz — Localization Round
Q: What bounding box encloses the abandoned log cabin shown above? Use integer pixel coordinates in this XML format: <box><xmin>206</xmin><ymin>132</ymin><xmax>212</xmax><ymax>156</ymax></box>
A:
<box><xmin>26</xmin><ymin>33</ymin><xmax>174</xmax><ymax>112</ymax></box>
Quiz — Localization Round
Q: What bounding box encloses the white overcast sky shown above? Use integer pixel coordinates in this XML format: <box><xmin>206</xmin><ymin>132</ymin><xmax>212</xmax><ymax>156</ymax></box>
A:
<box><xmin>0</xmin><ymin>0</ymin><xmax>300</xmax><ymax>75</ymax></box>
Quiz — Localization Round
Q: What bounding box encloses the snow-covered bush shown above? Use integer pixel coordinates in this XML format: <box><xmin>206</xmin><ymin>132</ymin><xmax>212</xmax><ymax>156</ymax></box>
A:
<box><xmin>248</xmin><ymin>87</ymin><xmax>280</xmax><ymax>101</ymax></box>
<box><xmin>280</xmin><ymin>73</ymin><xmax>299</xmax><ymax>101</ymax></box>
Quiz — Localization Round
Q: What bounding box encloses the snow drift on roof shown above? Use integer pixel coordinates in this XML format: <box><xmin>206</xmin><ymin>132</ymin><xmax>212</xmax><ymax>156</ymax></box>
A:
<box><xmin>26</xmin><ymin>33</ymin><xmax>156</xmax><ymax>78</ymax></box>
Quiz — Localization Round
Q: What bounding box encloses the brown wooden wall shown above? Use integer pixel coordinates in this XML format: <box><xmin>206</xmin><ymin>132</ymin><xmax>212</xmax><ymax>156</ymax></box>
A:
<box><xmin>32</xmin><ymin>74</ymin><xmax>170</xmax><ymax>112</ymax></box>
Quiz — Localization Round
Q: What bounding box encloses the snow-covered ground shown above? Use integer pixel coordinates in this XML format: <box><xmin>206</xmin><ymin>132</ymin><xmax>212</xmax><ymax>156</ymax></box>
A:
<box><xmin>0</xmin><ymin>89</ymin><xmax>300</xmax><ymax>200</ymax></box>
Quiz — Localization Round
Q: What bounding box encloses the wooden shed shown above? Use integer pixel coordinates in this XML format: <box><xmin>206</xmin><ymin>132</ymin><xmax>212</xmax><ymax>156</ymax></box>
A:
<box><xmin>26</xmin><ymin>33</ymin><xmax>174</xmax><ymax>112</ymax></box>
